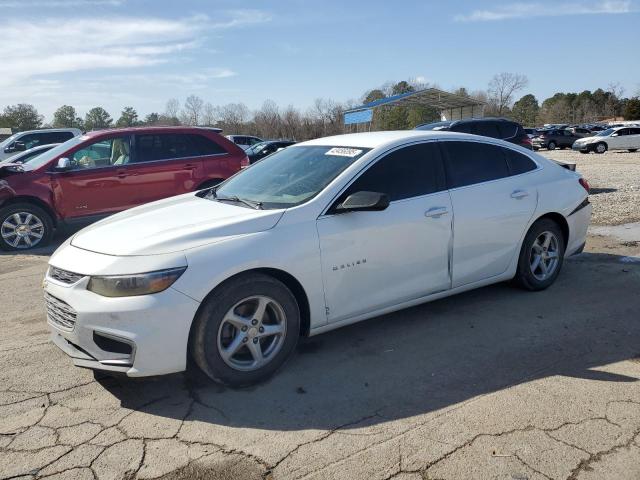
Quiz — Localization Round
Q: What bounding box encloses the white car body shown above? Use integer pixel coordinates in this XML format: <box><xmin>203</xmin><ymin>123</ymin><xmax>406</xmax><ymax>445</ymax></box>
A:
<box><xmin>0</xmin><ymin>143</ymin><xmax>60</xmax><ymax>167</ymax></box>
<box><xmin>44</xmin><ymin>131</ymin><xmax>591</xmax><ymax>377</ymax></box>
<box><xmin>573</xmin><ymin>126</ymin><xmax>640</xmax><ymax>152</ymax></box>
<box><xmin>0</xmin><ymin>128</ymin><xmax>81</xmax><ymax>161</ymax></box>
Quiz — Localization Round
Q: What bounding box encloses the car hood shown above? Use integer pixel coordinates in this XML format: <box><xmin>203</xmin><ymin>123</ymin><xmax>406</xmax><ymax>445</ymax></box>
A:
<box><xmin>70</xmin><ymin>193</ymin><xmax>285</xmax><ymax>256</ymax></box>
<box><xmin>575</xmin><ymin>136</ymin><xmax>599</xmax><ymax>144</ymax></box>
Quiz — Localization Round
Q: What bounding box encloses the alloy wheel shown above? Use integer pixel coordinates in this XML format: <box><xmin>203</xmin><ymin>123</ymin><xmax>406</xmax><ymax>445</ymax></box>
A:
<box><xmin>217</xmin><ymin>295</ymin><xmax>287</xmax><ymax>371</ymax></box>
<box><xmin>529</xmin><ymin>231</ymin><xmax>560</xmax><ymax>281</ymax></box>
<box><xmin>1</xmin><ymin>212</ymin><xmax>45</xmax><ymax>249</ymax></box>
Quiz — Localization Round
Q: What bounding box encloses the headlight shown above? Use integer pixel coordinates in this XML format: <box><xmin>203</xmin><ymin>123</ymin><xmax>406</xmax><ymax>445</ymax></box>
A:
<box><xmin>87</xmin><ymin>267</ymin><xmax>186</xmax><ymax>297</ymax></box>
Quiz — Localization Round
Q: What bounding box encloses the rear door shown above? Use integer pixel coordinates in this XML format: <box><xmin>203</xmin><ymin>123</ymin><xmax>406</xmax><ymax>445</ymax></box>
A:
<box><xmin>51</xmin><ymin>135</ymin><xmax>131</xmax><ymax>219</ymax></box>
<box><xmin>628</xmin><ymin>128</ymin><xmax>640</xmax><ymax>149</ymax></box>
<box><xmin>317</xmin><ymin>142</ymin><xmax>452</xmax><ymax>322</ymax></box>
<box><xmin>122</xmin><ymin>133</ymin><xmax>206</xmax><ymax>207</ymax></box>
<box><xmin>441</xmin><ymin>141</ymin><xmax>538</xmax><ymax>287</ymax></box>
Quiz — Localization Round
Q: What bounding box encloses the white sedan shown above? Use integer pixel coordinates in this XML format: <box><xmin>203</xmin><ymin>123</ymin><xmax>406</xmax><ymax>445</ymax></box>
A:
<box><xmin>572</xmin><ymin>126</ymin><xmax>640</xmax><ymax>153</ymax></box>
<box><xmin>44</xmin><ymin>131</ymin><xmax>592</xmax><ymax>386</ymax></box>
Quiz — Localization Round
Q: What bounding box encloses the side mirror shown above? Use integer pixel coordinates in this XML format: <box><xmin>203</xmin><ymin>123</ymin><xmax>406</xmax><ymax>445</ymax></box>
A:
<box><xmin>55</xmin><ymin>157</ymin><xmax>72</xmax><ymax>171</ymax></box>
<box><xmin>611</xmin><ymin>133</ymin><xmax>618</xmax><ymax>137</ymax></box>
<box><xmin>13</xmin><ymin>141</ymin><xmax>26</xmax><ymax>152</ymax></box>
<box><xmin>336</xmin><ymin>191</ymin><xmax>390</xmax><ymax>213</ymax></box>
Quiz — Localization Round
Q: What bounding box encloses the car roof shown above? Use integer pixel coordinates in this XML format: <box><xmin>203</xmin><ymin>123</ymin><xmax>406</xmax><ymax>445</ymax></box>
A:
<box><xmin>297</xmin><ymin>130</ymin><xmax>499</xmax><ymax>150</ymax></box>
<box><xmin>16</xmin><ymin>128</ymin><xmax>81</xmax><ymax>134</ymax></box>
<box><xmin>83</xmin><ymin>126</ymin><xmax>223</xmax><ymax>138</ymax></box>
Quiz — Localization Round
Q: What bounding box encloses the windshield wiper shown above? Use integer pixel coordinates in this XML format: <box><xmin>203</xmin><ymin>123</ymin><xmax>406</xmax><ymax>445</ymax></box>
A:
<box><xmin>215</xmin><ymin>193</ymin><xmax>263</xmax><ymax>210</ymax></box>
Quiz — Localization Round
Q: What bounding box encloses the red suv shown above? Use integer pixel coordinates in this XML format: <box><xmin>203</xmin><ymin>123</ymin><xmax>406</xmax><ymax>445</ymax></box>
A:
<box><xmin>0</xmin><ymin>127</ymin><xmax>248</xmax><ymax>251</ymax></box>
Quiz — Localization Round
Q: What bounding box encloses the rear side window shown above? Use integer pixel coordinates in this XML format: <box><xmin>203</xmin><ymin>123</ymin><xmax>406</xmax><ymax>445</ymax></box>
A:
<box><xmin>135</xmin><ymin>134</ymin><xmax>200</xmax><ymax>162</ymax></box>
<box><xmin>189</xmin><ymin>134</ymin><xmax>226</xmax><ymax>155</ymax></box>
<box><xmin>442</xmin><ymin>141</ymin><xmax>510</xmax><ymax>188</ymax></box>
<box><xmin>473</xmin><ymin>122</ymin><xmax>501</xmax><ymax>139</ymax></box>
<box><xmin>505</xmin><ymin>149</ymin><xmax>537</xmax><ymax>175</ymax></box>
<box><xmin>498</xmin><ymin>122</ymin><xmax>518</xmax><ymax>139</ymax></box>
<box><xmin>344</xmin><ymin>142</ymin><xmax>445</xmax><ymax>202</ymax></box>
<box><xmin>630</xmin><ymin>128</ymin><xmax>640</xmax><ymax>135</ymax></box>
<box><xmin>44</xmin><ymin>132</ymin><xmax>74</xmax><ymax>143</ymax></box>
<box><xmin>452</xmin><ymin>123</ymin><xmax>474</xmax><ymax>134</ymax></box>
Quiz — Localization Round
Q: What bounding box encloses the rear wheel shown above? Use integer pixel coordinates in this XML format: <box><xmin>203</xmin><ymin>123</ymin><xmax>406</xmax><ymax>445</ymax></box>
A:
<box><xmin>0</xmin><ymin>203</ymin><xmax>54</xmax><ymax>251</ymax></box>
<box><xmin>547</xmin><ymin>141</ymin><xmax>557</xmax><ymax>150</ymax></box>
<box><xmin>190</xmin><ymin>273</ymin><xmax>300</xmax><ymax>386</ymax></box>
<box><xmin>595</xmin><ymin>142</ymin><xmax>607</xmax><ymax>154</ymax></box>
<box><xmin>513</xmin><ymin>219</ymin><xmax>565</xmax><ymax>291</ymax></box>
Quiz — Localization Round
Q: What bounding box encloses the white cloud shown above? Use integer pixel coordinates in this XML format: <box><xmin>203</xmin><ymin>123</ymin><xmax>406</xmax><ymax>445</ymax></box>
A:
<box><xmin>0</xmin><ymin>0</ymin><xmax>123</xmax><ymax>6</ymax></box>
<box><xmin>0</xmin><ymin>10</ymin><xmax>269</xmax><ymax>90</ymax></box>
<box><xmin>455</xmin><ymin>0</ymin><xmax>634</xmax><ymax>22</ymax></box>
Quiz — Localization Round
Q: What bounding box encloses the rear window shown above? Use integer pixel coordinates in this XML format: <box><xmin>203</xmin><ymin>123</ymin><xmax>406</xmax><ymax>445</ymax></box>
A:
<box><xmin>442</xmin><ymin>141</ymin><xmax>510</xmax><ymax>188</ymax></box>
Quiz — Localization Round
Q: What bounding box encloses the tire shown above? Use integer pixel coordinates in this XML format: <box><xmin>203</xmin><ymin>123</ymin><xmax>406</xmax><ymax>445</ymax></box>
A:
<box><xmin>190</xmin><ymin>273</ymin><xmax>300</xmax><ymax>387</ymax></box>
<box><xmin>513</xmin><ymin>218</ymin><xmax>565</xmax><ymax>291</ymax></box>
<box><xmin>0</xmin><ymin>203</ymin><xmax>54</xmax><ymax>251</ymax></box>
<box><xmin>547</xmin><ymin>141</ymin><xmax>557</xmax><ymax>150</ymax></box>
<box><xmin>629</xmin><ymin>149</ymin><xmax>638</xmax><ymax>153</ymax></box>
<box><xmin>595</xmin><ymin>142</ymin><xmax>607</xmax><ymax>154</ymax></box>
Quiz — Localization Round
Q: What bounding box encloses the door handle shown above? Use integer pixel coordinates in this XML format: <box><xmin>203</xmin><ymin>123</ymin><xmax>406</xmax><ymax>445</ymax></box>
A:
<box><xmin>117</xmin><ymin>172</ymin><xmax>128</xmax><ymax>178</ymax></box>
<box><xmin>183</xmin><ymin>164</ymin><xmax>197</xmax><ymax>171</ymax></box>
<box><xmin>425</xmin><ymin>207</ymin><xmax>449</xmax><ymax>218</ymax></box>
<box><xmin>511</xmin><ymin>190</ymin><xmax>529</xmax><ymax>199</ymax></box>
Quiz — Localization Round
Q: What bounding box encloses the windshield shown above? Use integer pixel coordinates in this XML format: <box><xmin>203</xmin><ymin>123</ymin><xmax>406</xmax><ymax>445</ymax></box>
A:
<box><xmin>23</xmin><ymin>135</ymin><xmax>87</xmax><ymax>170</ymax></box>
<box><xmin>209</xmin><ymin>145</ymin><xmax>370</xmax><ymax>209</ymax></box>
<box><xmin>596</xmin><ymin>128</ymin><xmax>615</xmax><ymax>137</ymax></box>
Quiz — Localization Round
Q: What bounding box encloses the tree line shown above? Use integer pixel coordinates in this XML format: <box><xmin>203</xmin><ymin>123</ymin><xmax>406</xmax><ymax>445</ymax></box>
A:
<box><xmin>1</xmin><ymin>73</ymin><xmax>639</xmax><ymax>139</ymax></box>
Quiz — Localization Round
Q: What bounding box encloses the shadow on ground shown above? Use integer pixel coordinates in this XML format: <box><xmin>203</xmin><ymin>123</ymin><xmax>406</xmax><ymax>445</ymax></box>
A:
<box><xmin>94</xmin><ymin>252</ymin><xmax>640</xmax><ymax>432</ymax></box>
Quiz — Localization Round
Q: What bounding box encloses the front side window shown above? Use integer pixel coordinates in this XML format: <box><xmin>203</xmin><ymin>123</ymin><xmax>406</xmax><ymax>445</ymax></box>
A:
<box><xmin>16</xmin><ymin>133</ymin><xmax>41</xmax><ymax>150</ymax></box>
<box><xmin>210</xmin><ymin>145</ymin><xmax>370</xmax><ymax>209</ymax></box>
<box><xmin>70</xmin><ymin>136</ymin><xmax>131</xmax><ymax>170</ymax></box>
<box><xmin>340</xmin><ymin>143</ymin><xmax>445</xmax><ymax>203</ymax></box>
<box><xmin>442</xmin><ymin>141</ymin><xmax>510</xmax><ymax>188</ymax></box>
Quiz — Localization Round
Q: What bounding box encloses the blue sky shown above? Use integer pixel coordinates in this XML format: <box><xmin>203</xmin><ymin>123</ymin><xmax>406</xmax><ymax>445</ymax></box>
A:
<box><xmin>1</xmin><ymin>0</ymin><xmax>638</xmax><ymax>121</ymax></box>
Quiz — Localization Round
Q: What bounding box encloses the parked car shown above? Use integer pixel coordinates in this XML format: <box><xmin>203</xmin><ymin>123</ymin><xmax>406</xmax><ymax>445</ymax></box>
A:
<box><xmin>0</xmin><ymin>127</ymin><xmax>248</xmax><ymax>250</ymax></box>
<box><xmin>415</xmin><ymin>118</ymin><xmax>533</xmax><ymax>149</ymax></box>
<box><xmin>532</xmin><ymin>129</ymin><xmax>582</xmax><ymax>150</ymax></box>
<box><xmin>225</xmin><ymin>135</ymin><xmax>264</xmax><ymax>151</ymax></box>
<box><xmin>524</xmin><ymin>128</ymin><xmax>539</xmax><ymax>138</ymax></box>
<box><xmin>565</xmin><ymin>127</ymin><xmax>593</xmax><ymax>137</ymax></box>
<box><xmin>0</xmin><ymin>143</ymin><xmax>59</xmax><ymax>166</ymax></box>
<box><xmin>44</xmin><ymin>130</ymin><xmax>591</xmax><ymax>386</ymax></box>
<box><xmin>246</xmin><ymin>140</ymin><xmax>296</xmax><ymax>163</ymax></box>
<box><xmin>572</xmin><ymin>126</ymin><xmax>640</xmax><ymax>154</ymax></box>
<box><xmin>0</xmin><ymin>128</ymin><xmax>81</xmax><ymax>162</ymax></box>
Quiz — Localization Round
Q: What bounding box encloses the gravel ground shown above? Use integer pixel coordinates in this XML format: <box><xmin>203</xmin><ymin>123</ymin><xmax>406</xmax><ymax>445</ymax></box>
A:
<box><xmin>539</xmin><ymin>149</ymin><xmax>640</xmax><ymax>225</ymax></box>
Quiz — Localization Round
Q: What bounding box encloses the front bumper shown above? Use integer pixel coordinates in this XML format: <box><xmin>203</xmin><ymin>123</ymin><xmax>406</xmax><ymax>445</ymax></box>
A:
<box><xmin>572</xmin><ymin>143</ymin><xmax>591</xmax><ymax>152</ymax></box>
<box><xmin>44</xmin><ymin>273</ymin><xmax>200</xmax><ymax>377</ymax></box>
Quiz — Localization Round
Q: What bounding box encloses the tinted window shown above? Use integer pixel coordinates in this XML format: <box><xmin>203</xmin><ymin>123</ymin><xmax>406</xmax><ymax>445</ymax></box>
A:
<box><xmin>505</xmin><ymin>149</ymin><xmax>537</xmax><ymax>175</ymax></box>
<box><xmin>45</xmin><ymin>132</ymin><xmax>74</xmax><ymax>143</ymax></box>
<box><xmin>442</xmin><ymin>141</ymin><xmax>510</xmax><ymax>188</ymax></box>
<box><xmin>630</xmin><ymin>128</ymin><xmax>640</xmax><ymax>135</ymax></box>
<box><xmin>452</xmin><ymin>123</ymin><xmax>474</xmax><ymax>134</ymax></box>
<box><xmin>16</xmin><ymin>133</ymin><xmax>41</xmax><ymax>149</ymax></box>
<box><xmin>135</xmin><ymin>134</ymin><xmax>200</xmax><ymax>162</ymax></box>
<box><xmin>189</xmin><ymin>134</ymin><xmax>225</xmax><ymax>155</ymax></box>
<box><xmin>498</xmin><ymin>122</ymin><xmax>518</xmax><ymax>138</ymax></box>
<box><xmin>344</xmin><ymin>143</ymin><xmax>445</xmax><ymax>202</ymax></box>
<box><xmin>473</xmin><ymin>122</ymin><xmax>501</xmax><ymax>138</ymax></box>
<box><xmin>616</xmin><ymin>129</ymin><xmax>629</xmax><ymax>136</ymax></box>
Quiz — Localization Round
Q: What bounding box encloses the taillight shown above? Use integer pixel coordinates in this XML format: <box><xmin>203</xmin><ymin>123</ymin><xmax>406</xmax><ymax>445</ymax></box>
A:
<box><xmin>240</xmin><ymin>156</ymin><xmax>250</xmax><ymax>168</ymax></box>
<box><xmin>522</xmin><ymin>137</ymin><xmax>532</xmax><ymax>145</ymax></box>
<box><xmin>579</xmin><ymin>178</ymin><xmax>590</xmax><ymax>193</ymax></box>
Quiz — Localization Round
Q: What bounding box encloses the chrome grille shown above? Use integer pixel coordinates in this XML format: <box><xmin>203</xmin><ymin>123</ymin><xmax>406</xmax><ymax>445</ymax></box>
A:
<box><xmin>44</xmin><ymin>292</ymin><xmax>77</xmax><ymax>331</ymax></box>
<box><xmin>48</xmin><ymin>266</ymin><xmax>83</xmax><ymax>285</ymax></box>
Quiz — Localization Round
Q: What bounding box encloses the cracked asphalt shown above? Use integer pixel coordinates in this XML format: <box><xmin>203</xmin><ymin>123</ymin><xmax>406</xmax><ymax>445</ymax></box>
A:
<box><xmin>2</xmin><ymin>149</ymin><xmax>640</xmax><ymax>479</ymax></box>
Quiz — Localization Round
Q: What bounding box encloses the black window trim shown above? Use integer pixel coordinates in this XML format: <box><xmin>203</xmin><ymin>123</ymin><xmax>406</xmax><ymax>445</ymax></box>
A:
<box><xmin>320</xmin><ymin>139</ymin><xmax>448</xmax><ymax>217</ymax></box>
<box><xmin>437</xmin><ymin>139</ymin><xmax>542</xmax><ymax>192</ymax></box>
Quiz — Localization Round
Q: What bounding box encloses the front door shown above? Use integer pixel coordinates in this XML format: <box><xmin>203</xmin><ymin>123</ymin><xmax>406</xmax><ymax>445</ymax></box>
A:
<box><xmin>440</xmin><ymin>141</ymin><xmax>538</xmax><ymax>287</ymax></box>
<box><xmin>317</xmin><ymin>142</ymin><xmax>452</xmax><ymax>323</ymax></box>
<box><xmin>51</xmin><ymin>135</ymin><xmax>131</xmax><ymax>219</ymax></box>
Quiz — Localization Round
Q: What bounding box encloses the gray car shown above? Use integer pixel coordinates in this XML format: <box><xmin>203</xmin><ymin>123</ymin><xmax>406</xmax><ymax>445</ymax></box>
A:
<box><xmin>0</xmin><ymin>128</ymin><xmax>81</xmax><ymax>162</ymax></box>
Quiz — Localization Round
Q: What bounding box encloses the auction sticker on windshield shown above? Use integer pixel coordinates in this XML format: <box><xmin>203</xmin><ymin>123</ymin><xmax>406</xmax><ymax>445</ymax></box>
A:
<box><xmin>325</xmin><ymin>147</ymin><xmax>363</xmax><ymax>157</ymax></box>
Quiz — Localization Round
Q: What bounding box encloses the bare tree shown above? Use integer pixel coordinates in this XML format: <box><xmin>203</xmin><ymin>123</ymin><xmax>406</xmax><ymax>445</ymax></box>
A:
<box><xmin>202</xmin><ymin>102</ymin><xmax>216</xmax><ymax>126</ymax></box>
<box><xmin>181</xmin><ymin>94</ymin><xmax>204</xmax><ymax>126</ymax></box>
<box><xmin>254</xmin><ymin>100</ymin><xmax>281</xmax><ymax>138</ymax></box>
<box><xmin>165</xmin><ymin>98</ymin><xmax>180</xmax><ymax>118</ymax></box>
<box><xmin>215</xmin><ymin>103</ymin><xmax>250</xmax><ymax>133</ymax></box>
<box><xmin>488</xmin><ymin>73</ymin><xmax>528</xmax><ymax>116</ymax></box>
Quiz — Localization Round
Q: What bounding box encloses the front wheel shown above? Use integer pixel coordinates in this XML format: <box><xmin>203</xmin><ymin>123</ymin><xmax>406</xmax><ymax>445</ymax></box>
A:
<box><xmin>513</xmin><ymin>219</ymin><xmax>565</xmax><ymax>291</ymax></box>
<box><xmin>0</xmin><ymin>203</ymin><xmax>54</xmax><ymax>251</ymax></box>
<box><xmin>547</xmin><ymin>141</ymin><xmax>557</xmax><ymax>150</ymax></box>
<box><xmin>595</xmin><ymin>142</ymin><xmax>607</xmax><ymax>154</ymax></box>
<box><xmin>190</xmin><ymin>273</ymin><xmax>300</xmax><ymax>386</ymax></box>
